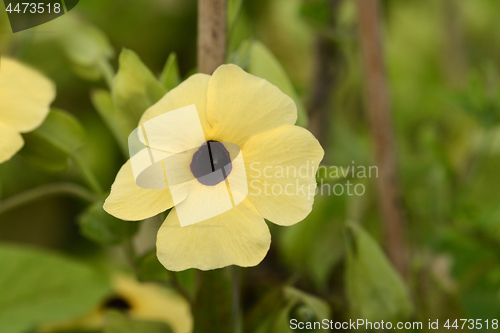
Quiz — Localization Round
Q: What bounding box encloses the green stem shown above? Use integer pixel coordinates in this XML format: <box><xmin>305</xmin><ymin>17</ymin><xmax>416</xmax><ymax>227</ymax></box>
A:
<box><xmin>0</xmin><ymin>182</ymin><xmax>98</xmax><ymax>215</ymax></box>
<box><xmin>169</xmin><ymin>276</ymin><xmax>194</xmax><ymax>304</ymax></box>
<box><xmin>231</xmin><ymin>266</ymin><xmax>241</xmax><ymax>333</ymax></box>
<box><xmin>124</xmin><ymin>238</ymin><xmax>139</xmax><ymax>277</ymax></box>
<box><xmin>73</xmin><ymin>153</ymin><xmax>105</xmax><ymax>197</ymax></box>
<box><xmin>0</xmin><ymin>164</ymin><xmax>4</xmax><ymax>200</ymax></box>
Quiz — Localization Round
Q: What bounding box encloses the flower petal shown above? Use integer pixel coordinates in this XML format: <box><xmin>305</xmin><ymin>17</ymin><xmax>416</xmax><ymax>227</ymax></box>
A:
<box><xmin>157</xmin><ymin>200</ymin><xmax>271</xmax><ymax>271</ymax></box>
<box><xmin>0</xmin><ymin>57</ymin><xmax>55</xmax><ymax>132</ymax></box>
<box><xmin>172</xmin><ymin>178</ymin><xmax>233</xmax><ymax>227</ymax></box>
<box><xmin>139</xmin><ymin>74</ymin><xmax>212</xmax><ymax>134</ymax></box>
<box><xmin>243</xmin><ymin>125</ymin><xmax>324</xmax><ymax>226</ymax></box>
<box><xmin>0</xmin><ymin>123</ymin><xmax>23</xmax><ymax>163</ymax></box>
<box><xmin>139</xmin><ymin>104</ymin><xmax>207</xmax><ymax>154</ymax></box>
<box><xmin>206</xmin><ymin>64</ymin><xmax>297</xmax><ymax>146</ymax></box>
<box><xmin>114</xmin><ymin>275</ymin><xmax>193</xmax><ymax>333</ymax></box>
<box><xmin>104</xmin><ymin>160</ymin><xmax>177</xmax><ymax>220</ymax></box>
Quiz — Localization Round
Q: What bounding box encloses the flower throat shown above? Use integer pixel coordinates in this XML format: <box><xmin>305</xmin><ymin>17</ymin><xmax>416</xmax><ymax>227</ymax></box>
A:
<box><xmin>190</xmin><ymin>140</ymin><xmax>232</xmax><ymax>186</ymax></box>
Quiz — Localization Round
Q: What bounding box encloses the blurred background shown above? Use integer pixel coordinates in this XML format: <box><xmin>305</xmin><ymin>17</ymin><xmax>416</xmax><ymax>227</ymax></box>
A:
<box><xmin>1</xmin><ymin>0</ymin><xmax>500</xmax><ymax>331</ymax></box>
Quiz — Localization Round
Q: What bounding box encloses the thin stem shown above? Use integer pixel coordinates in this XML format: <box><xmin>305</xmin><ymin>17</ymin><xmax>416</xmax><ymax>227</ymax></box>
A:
<box><xmin>73</xmin><ymin>153</ymin><xmax>105</xmax><ymax>197</ymax></box>
<box><xmin>231</xmin><ymin>266</ymin><xmax>241</xmax><ymax>333</ymax></box>
<box><xmin>169</xmin><ymin>276</ymin><xmax>194</xmax><ymax>304</ymax></box>
<box><xmin>356</xmin><ymin>0</ymin><xmax>407</xmax><ymax>277</ymax></box>
<box><xmin>124</xmin><ymin>238</ymin><xmax>139</xmax><ymax>277</ymax></box>
<box><xmin>198</xmin><ymin>0</ymin><xmax>227</xmax><ymax>74</ymax></box>
<box><xmin>197</xmin><ymin>0</ymin><xmax>234</xmax><ymax>330</ymax></box>
<box><xmin>307</xmin><ymin>0</ymin><xmax>342</xmax><ymax>163</ymax></box>
<box><xmin>0</xmin><ymin>164</ymin><xmax>4</xmax><ymax>200</ymax></box>
<box><xmin>0</xmin><ymin>182</ymin><xmax>98</xmax><ymax>215</ymax></box>
<box><xmin>442</xmin><ymin>0</ymin><xmax>466</xmax><ymax>88</ymax></box>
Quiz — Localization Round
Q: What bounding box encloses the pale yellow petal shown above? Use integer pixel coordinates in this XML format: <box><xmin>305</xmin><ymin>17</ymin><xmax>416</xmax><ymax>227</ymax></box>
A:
<box><xmin>104</xmin><ymin>160</ymin><xmax>176</xmax><ymax>221</ymax></box>
<box><xmin>243</xmin><ymin>125</ymin><xmax>324</xmax><ymax>226</ymax></box>
<box><xmin>206</xmin><ymin>64</ymin><xmax>297</xmax><ymax>146</ymax></box>
<box><xmin>0</xmin><ymin>57</ymin><xmax>55</xmax><ymax>132</ymax></box>
<box><xmin>139</xmin><ymin>74</ymin><xmax>212</xmax><ymax>134</ymax></box>
<box><xmin>114</xmin><ymin>276</ymin><xmax>193</xmax><ymax>333</ymax></box>
<box><xmin>157</xmin><ymin>199</ymin><xmax>271</xmax><ymax>271</ymax></box>
<box><xmin>0</xmin><ymin>123</ymin><xmax>23</xmax><ymax>163</ymax></box>
<box><xmin>140</xmin><ymin>104</ymin><xmax>207</xmax><ymax>154</ymax></box>
<box><xmin>173</xmin><ymin>178</ymin><xmax>233</xmax><ymax>227</ymax></box>
<box><xmin>40</xmin><ymin>275</ymin><xmax>193</xmax><ymax>333</ymax></box>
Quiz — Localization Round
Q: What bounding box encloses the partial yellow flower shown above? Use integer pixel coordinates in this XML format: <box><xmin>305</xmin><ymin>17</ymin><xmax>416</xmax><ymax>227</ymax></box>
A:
<box><xmin>104</xmin><ymin>64</ymin><xmax>324</xmax><ymax>271</ymax></box>
<box><xmin>42</xmin><ymin>275</ymin><xmax>193</xmax><ymax>333</ymax></box>
<box><xmin>0</xmin><ymin>57</ymin><xmax>56</xmax><ymax>163</ymax></box>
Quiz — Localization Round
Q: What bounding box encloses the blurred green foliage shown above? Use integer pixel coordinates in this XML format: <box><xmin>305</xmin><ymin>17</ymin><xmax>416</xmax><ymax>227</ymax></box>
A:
<box><xmin>1</xmin><ymin>0</ymin><xmax>500</xmax><ymax>331</ymax></box>
<box><xmin>0</xmin><ymin>244</ymin><xmax>110</xmax><ymax>332</ymax></box>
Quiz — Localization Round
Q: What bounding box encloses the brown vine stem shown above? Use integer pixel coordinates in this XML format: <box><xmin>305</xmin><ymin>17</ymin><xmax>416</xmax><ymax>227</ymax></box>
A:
<box><xmin>307</xmin><ymin>0</ymin><xmax>342</xmax><ymax>164</ymax></box>
<box><xmin>198</xmin><ymin>0</ymin><xmax>227</xmax><ymax>75</ymax></box>
<box><xmin>198</xmin><ymin>1</ymin><xmax>239</xmax><ymax>332</ymax></box>
<box><xmin>356</xmin><ymin>0</ymin><xmax>407</xmax><ymax>278</ymax></box>
<box><xmin>443</xmin><ymin>0</ymin><xmax>466</xmax><ymax>88</ymax></box>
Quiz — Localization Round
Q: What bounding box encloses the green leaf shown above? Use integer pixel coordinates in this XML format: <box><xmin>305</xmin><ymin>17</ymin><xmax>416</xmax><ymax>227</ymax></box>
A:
<box><xmin>229</xmin><ymin>39</ymin><xmax>252</xmax><ymax>69</ymax></box>
<box><xmin>193</xmin><ymin>270</ymin><xmax>232</xmax><ymax>333</ymax></box>
<box><xmin>233</xmin><ymin>40</ymin><xmax>308</xmax><ymax>127</ymax></box>
<box><xmin>284</xmin><ymin>287</ymin><xmax>330</xmax><ymax>333</ymax></box>
<box><xmin>62</xmin><ymin>24</ymin><xmax>113</xmax><ymax>67</ymax></box>
<box><xmin>246</xmin><ymin>286</ymin><xmax>330</xmax><ymax>333</ymax></box>
<box><xmin>0</xmin><ymin>243</ymin><xmax>110</xmax><ymax>333</ymax></box>
<box><xmin>112</xmin><ymin>49</ymin><xmax>166</xmax><ymax>136</ymax></box>
<box><xmin>284</xmin><ymin>286</ymin><xmax>330</xmax><ymax>322</ymax></box>
<box><xmin>159</xmin><ymin>53</ymin><xmax>181</xmax><ymax>91</ymax></box>
<box><xmin>35</xmin><ymin>109</ymin><xmax>85</xmax><ymax>154</ymax></box>
<box><xmin>46</xmin><ymin>15</ymin><xmax>114</xmax><ymax>81</ymax></box>
<box><xmin>20</xmin><ymin>133</ymin><xmax>70</xmax><ymax>172</ymax></box>
<box><xmin>227</xmin><ymin>0</ymin><xmax>244</xmax><ymax>33</ymax></box>
<box><xmin>279</xmin><ymin>194</ymin><xmax>345</xmax><ymax>288</ymax></box>
<box><xmin>90</xmin><ymin>89</ymin><xmax>128</xmax><ymax>156</ymax></box>
<box><xmin>270</xmin><ymin>304</ymin><xmax>295</xmax><ymax>333</ymax></box>
<box><xmin>78</xmin><ymin>201</ymin><xmax>139</xmax><ymax>245</ymax></box>
<box><xmin>20</xmin><ymin>108</ymin><xmax>85</xmax><ymax>171</ymax></box>
<box><xmin>104</xmin><ymin>311</ymin><xmax>173</xmax><ymax>333</ymax></box>
<box><xmin>345</xmin><ymin>223</ymin><xmax>413</xmax><ymax>322</ymax></box>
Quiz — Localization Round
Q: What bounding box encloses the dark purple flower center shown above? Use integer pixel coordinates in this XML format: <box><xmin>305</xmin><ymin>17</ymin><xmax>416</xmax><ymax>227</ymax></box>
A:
<box><xmin>190</xmin><ymin>140</ymin><xmax>232</xmax><ymax>186</ymax></box>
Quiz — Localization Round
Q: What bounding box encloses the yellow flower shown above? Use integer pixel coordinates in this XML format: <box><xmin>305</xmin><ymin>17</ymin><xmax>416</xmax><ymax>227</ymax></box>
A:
<box><xmin>42</xmin><ymin>275</ymin><xmax>193</xmax><ymax>333</ymax></box>
<box><xmin>0</xmin><ymin>57</ymin><xmax>55</xmax><ymax>163</ymax></box>
<box><xmin>104</xmin><ymin>64</ymin><xmax>324</xmax><ymax>271</ymax></box>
